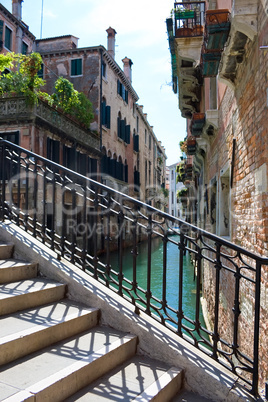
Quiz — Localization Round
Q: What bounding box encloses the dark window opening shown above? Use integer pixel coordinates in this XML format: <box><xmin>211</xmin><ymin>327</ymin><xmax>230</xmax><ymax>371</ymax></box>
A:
<box><xmin>22</xmin><ymin>42</ymin><xmax>28</xmax><ymax>55</ymax></box>
<box><xmin>71</xmin><ymin>58</ymin><xmax>82</xmax><ymax>76</ymax></box>
<box><xmin>4</xmin><ymin>26</ymin><xmax>12</xmax><ymax>50</ymax></box>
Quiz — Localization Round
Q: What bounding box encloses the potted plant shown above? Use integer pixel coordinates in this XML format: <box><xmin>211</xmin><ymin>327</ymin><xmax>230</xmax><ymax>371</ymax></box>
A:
<box><xmin>177</xmin><ymin>188</ymin><xmax>188</xmax><ymax>207</ymax></box>
<box><xmin>175</xmin><ymin>7</ymin><xmax>195</xmax><ymax>20</ymax></box>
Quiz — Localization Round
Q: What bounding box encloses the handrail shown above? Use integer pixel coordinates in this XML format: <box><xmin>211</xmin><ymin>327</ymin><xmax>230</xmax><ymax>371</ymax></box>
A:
<box><xmin>0</xmin><ymin>139</ymin><xmax>265</xmax><ymax>396</ymax></box>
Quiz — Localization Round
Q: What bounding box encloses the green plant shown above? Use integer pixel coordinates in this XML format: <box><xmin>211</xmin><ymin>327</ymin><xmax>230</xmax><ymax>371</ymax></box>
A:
<box><xmin>161</xmin><ymin>187</ymin><xmax>169</xmax><ymax>198</ymax></box>
<box><xmin>178</xmin><ymin>188</ymin><xmax>188</xmax><ymax>198</ymax></box>
<box><xmin>0</xmin><ymin>53</ymin><xmax>94</xmax><ymax>127</ymax></box>
<box><xmin>179</xmin><ymin>140</ymin><xmax>187</xmax><ymax>154</ymax></box>
<box><xmin>51</xmin><ymin>77</ymin><xmax>93</xmax><ymax>127</ymax></box>
<box><xmin>0</xmin><ymin>52</ymin><xmax>44</xmax><ymax>105</ymax></box>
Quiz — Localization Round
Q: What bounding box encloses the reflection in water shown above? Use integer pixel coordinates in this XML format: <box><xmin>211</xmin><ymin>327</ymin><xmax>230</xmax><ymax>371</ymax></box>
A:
<box><xmin>104</xmin><ymin>235</ymin><xmax>207</xmax><ymax>335</ymax></box>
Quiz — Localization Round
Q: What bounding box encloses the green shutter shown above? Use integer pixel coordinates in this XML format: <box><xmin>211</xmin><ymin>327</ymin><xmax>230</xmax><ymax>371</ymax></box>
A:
<box><xmin>106</xmin><ymin>105</ymin><xmax>111</xmax><ymax>128</ymax></box>
<box><xmin>5</xmin><ymin>26</ymin><xmax>12</xmax><ymax>50</ymax></box>
<box><xmin>120</xmin><ymin>120</ymin><xmax>125</xmax><ymax>141</ymax></box>
<box><xmin>101</xmin><ymin>101</ymin><xmax>106</xmax><ymax>125</ymax></box>
<box><xmin>0</xmin><ymin>20</ymin><xmax>3</xmax><ymax>49</ymax></box>
<box><xmin>71</xmin><ymin>59</ymin><xmax>82</xmax><ymax>76</ymax></box>
<box><xmin>125</xmin><ymin>125</ymin><xmax>130</xmax><ymax>144</ymax></box>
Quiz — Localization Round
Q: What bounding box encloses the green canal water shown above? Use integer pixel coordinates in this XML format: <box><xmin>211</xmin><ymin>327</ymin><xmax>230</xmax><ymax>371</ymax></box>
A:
<box><xmin>103</xmin><ymin>235</ymin><xmax>207</xmax><ymax>340</ymax></box>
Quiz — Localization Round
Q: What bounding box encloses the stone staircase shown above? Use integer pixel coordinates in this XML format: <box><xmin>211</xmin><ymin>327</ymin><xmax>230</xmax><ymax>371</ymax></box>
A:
<box><xmin>0</xmin><ymin>241</ymin><xmax>185</xmax><ymax>401</ymax></box>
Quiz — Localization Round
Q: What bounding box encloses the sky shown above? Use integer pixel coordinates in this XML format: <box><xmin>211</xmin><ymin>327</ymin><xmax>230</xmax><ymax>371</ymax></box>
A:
<box><xmin>1</xmin><ymin>0</ymin><xmax>187</xmax><ymax>165</ymax></box>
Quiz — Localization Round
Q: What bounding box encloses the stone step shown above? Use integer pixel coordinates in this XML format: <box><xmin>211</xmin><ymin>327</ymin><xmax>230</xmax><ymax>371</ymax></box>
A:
<box><xmin>0</xmin><ymin>278</ymin><xmax>66</xmax><ymax>316</ymax></box>
<box><xmin>65</xmin><ymin>355</ymin><xmax>182</xmax><ymax>402</ymax></box>
<box><xmin>0</xmin><ymin>243</ymin><xmax>14</xmax><ymax>260</ymax></box>
<box><xmin>171</xmin><ymin>390</ymin><xmax>214</xmax><ymax>401</ymax></box>
<box><xmin>0</xmin><ymin>258</ymin><xmax>38</xmax><ymax>284</ymax></box>
<box><xmin>0</xmin><ymin>299</ymin><xmax>100</xmax><ymax>366</ymax></box>
<box><xmin>0</xmin><ymin>327</ymin><xmax>138</xmax><ymax>401</ymax></box>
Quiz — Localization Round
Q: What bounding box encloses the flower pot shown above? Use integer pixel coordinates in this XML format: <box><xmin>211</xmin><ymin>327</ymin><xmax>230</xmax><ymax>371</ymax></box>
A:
<box><xmin>176</xmin><ymin>10</ymin><xmax>195</xmax><ymax>19</ymax></box>
<box><xmin>193</xmin><ymin>113</ymin><xmax>205</xmax><ymax>120</ymax></box>
<box><xmin>206</xmin><ymin>9</ymin><xmax>229</xmax><ymax>26</ymax></box>
<box><xmin>176</xmin><ymin>27</ymin><xmax>193</xmax><ymax>37</ymax></box>
<box><xmin>192</xmin><ymin>25</ymin><xmax>204</xmax><ymax>36</ymax></box>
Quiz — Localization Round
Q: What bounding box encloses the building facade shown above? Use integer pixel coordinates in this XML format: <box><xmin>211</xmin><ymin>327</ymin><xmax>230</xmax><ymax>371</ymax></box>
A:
<box><xmin>35</xmin><ymin>28</ymin><xmax>167</xmax><ymax>203</ymax></box>
<box><xmin>167</xmin><ymin>0</ymin><xmax>268</xmax><ymax>389</ymax></box>
<box><xmin>0</xmin><ymin>1</ymin><xmax>167</xmax><ymax>205</ymax></box>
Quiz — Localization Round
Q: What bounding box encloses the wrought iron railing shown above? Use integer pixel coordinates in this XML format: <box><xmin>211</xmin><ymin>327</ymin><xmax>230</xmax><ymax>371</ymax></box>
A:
<box><xmin>174</xmin><ymin>1</ymin><xmax>206</xmax><ymax>38</ymax></box>
<box><xmin>0</xmin><ymin>139</ymin><xmax>266</xmax><ymax>396</ymax></box>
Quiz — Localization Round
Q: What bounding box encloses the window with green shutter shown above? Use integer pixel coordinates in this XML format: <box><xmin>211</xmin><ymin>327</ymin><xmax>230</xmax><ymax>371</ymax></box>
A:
<box><xmin>101</xmin><ymin>99</ymin><xmax>111</xmax><ymax>129</ymax></box>
<box><xmin>22</xmin><ymin>41</ymin><xmax>28</xmax><ymax>55</ymax></box>
<box><xmin>38</xmin><ymin>64</ymin><xmax>44</xmax><ymax>79</ymax></box>
<box><xmin>71</xmin><ymin>58</ymin><xmax>82</xmax><ymax>76</ymax></box>
<box><xmin>0</xmin><ymin>20</ymin><xmax>4</xmax><ymax>49</ymax></box>
<box><xmin>4</xmin><ymin>26</ymin><xmax>12</xmax><ymax>50</ymax></box>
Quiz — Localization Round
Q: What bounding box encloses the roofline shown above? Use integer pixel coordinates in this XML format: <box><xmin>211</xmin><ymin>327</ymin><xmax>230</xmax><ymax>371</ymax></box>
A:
<box><xmin>0</xmin><ymin>4</ymin><xmax>35</xmax><ymax>41</ymax></box>
<box><xmin>36</xmin><ymin>35</ymin><xmax>79</xmax><ymax>42</ymax></box>
<box><xmin>39</xmin><ymin>44</ymin><xmax>139</xmax><ymax>103</ymax></box>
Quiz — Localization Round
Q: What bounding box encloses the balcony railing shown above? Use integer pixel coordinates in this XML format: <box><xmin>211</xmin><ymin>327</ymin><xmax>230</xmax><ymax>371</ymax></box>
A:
<box><xmin>0</xmin><ymin>139</ymin><xmax>266</xmax><ymax>396</ymax></box>
<box><xmin>0</xmin><ymin>97</ymin><xmax>100</xmax><ymax>151</ymax></box>
<box><xmin>174</xmin><ymin>1</ymin><xmax>206</xmax><ymax>38</ymax></box>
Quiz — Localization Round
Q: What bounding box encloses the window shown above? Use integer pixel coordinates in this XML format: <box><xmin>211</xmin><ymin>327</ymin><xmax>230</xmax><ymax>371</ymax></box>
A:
<box><xmin>145</xmin><ymin>129</ymin><xmax>147</xmax><ymax>145</ymax></box>
<box><xmin>22</xmin><ymin>42</ymin><xmax>28</xmax><ymax>55</ymax></box>
<box><xmin>63</xmin><ymin>145</ymin><xmax>76</xmax><ymax>171</ymax></box>
<box><xmin>71</xmin><ymin>58</ymin><xmax>82</xmax><ymax>76</ymax></box>
<box><xmin>47</xmin><ymin>137</ymin><xmax>60</xmax><ymax>164</ymax></box>
<box><xmin>172</xmin><ymin>191</ymin><xmax>174</xmax><ymax>204</ymax></box>
<box><xmin>38</xmin><ymin>64</ymin><xmax>44</xmax><ymax>79</ymax></box>
<box><xmin>0</xmin><ymin>20</ymin><xmax>3</xmax><ymax>49</ymax></box>
<box><xmin>4</xmin><ymin>26</ymin><xmax>12</xmax><ymax>50</ymax></box>
<box><xmin>102</xmin><ymin>61</ymin><xmax>107</xmax><ymax>79</ymax></box>
<box><xmin>117</xmin><ymin>113</ymin><xmax>130</xmax><ymax>143</ymax></box>
<box><xmin>136</xmin><ymin>116</ymin><xmax>139</xmax><ymax>133</ymax></box>
<box><xmin>133</xmin><ymin>133</ymin><xmax>139</xmax><ymax>152</ymax></box>
<box><xmin>134</xmin><ymin>169</ymin><xmax>140</xmax><ymax>190</ymax></box>
<box><xmin>149</xmin><ymin>135</ymin><xmax>152</xmax><ymax>150</ymax></box>
<box><xmin>171</xmin><ymin>170</ymin><xmax>174</xmax><ymax>181</ymax></box>
<box><xmin>117</xmin><ymin>80</ymin><xmax>128</xmax><ymax>103</ymax></box>
<box><xmin>101</xmin><ymin>98</ymin><xmax>111</xmax><ymax>128</ymax></box>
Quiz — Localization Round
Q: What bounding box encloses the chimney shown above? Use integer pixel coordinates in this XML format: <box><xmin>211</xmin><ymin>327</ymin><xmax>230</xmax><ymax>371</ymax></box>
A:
<box><xmin>106</xmin><ymin>27</ymin><xmax>117</xmax><ymax>59</ymax></box>
<box><xmin>122</xmin><ymin>57</ymin><xmax>133</xmax><ymax>83</ymax></box>
<box><xmin>12</xmin><ymin>0</ymin><xmax>23</xmax><ymax>20</ymax></box>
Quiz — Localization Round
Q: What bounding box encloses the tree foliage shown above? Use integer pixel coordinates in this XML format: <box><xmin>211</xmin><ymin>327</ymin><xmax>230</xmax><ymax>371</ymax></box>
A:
<box><xmin>0</xmin><ymin>52</ymin><xmax>44</xmax><ymax>105</ymax></box>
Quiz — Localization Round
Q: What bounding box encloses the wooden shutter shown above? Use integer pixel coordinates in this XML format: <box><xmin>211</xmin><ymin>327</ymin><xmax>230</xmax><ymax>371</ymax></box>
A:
<box><xmin>125</xmin><ymin>125</ymin><xmax>130</xmax><ymax>144</ymax></box>
<box><xmin>124</xmin><ymin>164</ymin><xmax>128</xmax><ymax>183</ymax></box>
<box><xmin>105</xmin><ymin>105</ymin><xmax>111</xmax><ymax>128</ymax></box>
<box><xmin>120</xmin><ymin>120</ymin><xmax>125</xmax><ymax>141</ymax></box>
<box><xmin>0</xmin><ymin>20</ymin><xmax>3</xmax><ymax>49</ymax></box>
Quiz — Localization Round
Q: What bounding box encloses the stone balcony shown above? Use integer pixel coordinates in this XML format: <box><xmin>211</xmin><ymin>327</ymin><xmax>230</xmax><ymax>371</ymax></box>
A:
<box><xmin>0</xmin><ymin>97</ymin><xmax>100</xmax><ymax>155</ymax></box>
<box><xmin>219</xmin><ymin>0</ymin><xmax>258</xmax><ymax>88</ymax></box>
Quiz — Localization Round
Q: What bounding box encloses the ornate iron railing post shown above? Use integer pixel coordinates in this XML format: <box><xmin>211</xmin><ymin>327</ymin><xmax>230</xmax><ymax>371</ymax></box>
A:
<box><xmin>145</xmin><ymin>211</ymin><xmax>153</xmax><ymax>315</ymax></box>
<box><xmin>212</xmin><ymin>242</ymin><xmax>221</xmax><ymax>360</ymax></box>
<box><xmin>252</xmin><ymin>260</ymin><xmax>261</xmax><ymax>395</ymax></box>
